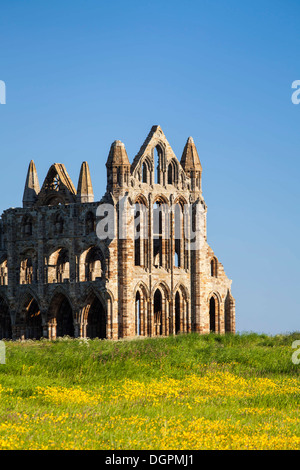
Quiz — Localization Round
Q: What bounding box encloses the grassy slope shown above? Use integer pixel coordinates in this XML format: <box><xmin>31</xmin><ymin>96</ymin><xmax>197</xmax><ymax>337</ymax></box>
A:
<box><xmin>0</xmin><ymin>332</ymin><xmax>300</xmax><ymax>449</ymax></box>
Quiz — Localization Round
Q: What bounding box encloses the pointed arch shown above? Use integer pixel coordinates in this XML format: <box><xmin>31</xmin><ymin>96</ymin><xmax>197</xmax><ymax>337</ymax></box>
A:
<box><xmin>48</xmin><ymin>290</ymin><xmax>74</xmax><ymax>339</ymax></box>
<box><xmin>210</xmin><ymin>257</ymin><xmax>218</xmax><ymax>277</ymax></box>
<box><xmin>153</xmin><ymin>289</ymin><xmax>163</xmax><ymax>336</ymax></box>
<box><xmin>134</xmin><ymin>282</ymin><xmax>150</xmax><ymax>336</ymax></box>
<box><xmin>48</xmin><ymin>247</ymin><xmax>70</xmax><ymax>284</ymax></box>
<box><xmin>135</xmin><ymin>291</ymin><xmax>141</xmax><ymax>336</ymax></box>
<box><xmin>81</xmin><ymin>289</ymin><xmax>106</xmax><ymax>339</ymax></box>
<box><xmin>173</xmin><ymin>282</ymin><xmax>190</xmax><ymax>300</ymax></box>
<box><xmin>19</xmin><ymin>249</ymin><xmax>37</xmax><ymax>285</ymax></box>
<box><xmin>17</xmin><ymin>288</ymin><xmax>40</xmax><ymax>313</ymax></box>
<box><xmin>153</xmin><ymin>144</ymin><xmax>164</xmax><ymax>185</ymax></box>
<box><xmin>134</xmin><ymin>198</ymin><xmax>148</xmax><ymax>268</ymax></box>
<box><xmin>133</xmin><ymin>280</ymin><xmax>150</xmax><ymax>300</ymax></box>
<box><xmin>208</xmin><ymin>292</ymin><xmax>221</xmax><ymax>333</ymax></box>
<box><xmin>173</xmin><ymin>195</ymin><xmax>188</xmax><ymax>207</ymax></box>
<box><xmin>134</xmin><ymin>193</ymin><xmax>148</xmax><ymax>207</ymax></box>
<box><xmin>141</xmin><ymin>157</ymin><xmax>152</xmax><ymax>184</ymax></box>
<box><xmin>152</xmin><ymin>197</ymin><xmax>170</xmax><ymax>269</ymax></box>
<box><xmin>85</xmin><ymin>246</ymin><xmax>105</xmax><ymax>281</ymax></box>
<box><xmin>173</xmin><ymin>198</ymin><xmax>189</xmax><ymax>270</ymax></box>
<box><xmin>153</xmin><ymin>194</ymin><xmax>169</xmax><ymax>206</ymax></box>
<box><xmin>152</xmin><ymin>282</ymin><xmax>171</xmax><ymax>337</ymax></box>
<box><xmin>16</xmin><ymin>291</ymin><xmax>42</xmax><ymax>340</ymax></box>
<box><xmin>167</xmin><ymin>158</ymin><xmax>178</xmax><ymax>185</ymax></box>
<box><xmin>79</xmin><ymin>243</ymin><xmax>108</xmax><ymax>282</ymax></box>
<box><xmin>56</xmin><ymin>248</ymin><xmax>70</xmax><ymax>283</ymax></box>
<box><xmin>174</xmin><ymin>202</ymin><xmax>182</xmax><ymax>268</ymax></box>
<box><xmin>151</xmin><ymin>281</ymin><xmax>171</xmax><ymax>301</ymax></box>
<box><xmin>174</xmin><ymin>284</ymin><xmax>190</xmax><ymax>334</ymax></box>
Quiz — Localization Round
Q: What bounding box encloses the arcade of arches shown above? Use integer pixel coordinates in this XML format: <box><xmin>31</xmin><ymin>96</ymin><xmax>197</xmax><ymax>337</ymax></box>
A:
<box><xmin>0</xmin><ymin>286</ymin><xmax>234</xmax><ymax>340</ymax></box>
<box><xmin>0</xmin><ymin>291</ymin><xmax>109</xmax><ymax>341</ymax></box>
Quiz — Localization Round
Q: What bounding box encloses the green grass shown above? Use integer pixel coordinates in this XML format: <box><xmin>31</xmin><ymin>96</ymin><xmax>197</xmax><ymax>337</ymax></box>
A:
<box><xmin>0</xmin><ymin>332</ymin><xmax>300</xmax><ymax>449</ymax></box>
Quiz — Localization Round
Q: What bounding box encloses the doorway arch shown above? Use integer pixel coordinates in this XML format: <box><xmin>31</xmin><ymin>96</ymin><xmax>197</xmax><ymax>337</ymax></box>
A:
<box><xmin>154</xmin><ymin>289</ymin><xmax>163</xmax><ymax>336</ymax></box>
<box><xmin>208</xmin><ymin>293</ymin><xmax>220</xmax><ymax>333</ymax></box>
<box><xmin>48</xmin><ymin>292</ymin><xmax>74</xmax><ymax>338</ymax></box>
<box><xmin>82</xmin><ymin>291</ymin><xmax>106</xmax><ymax>339</ymax></box>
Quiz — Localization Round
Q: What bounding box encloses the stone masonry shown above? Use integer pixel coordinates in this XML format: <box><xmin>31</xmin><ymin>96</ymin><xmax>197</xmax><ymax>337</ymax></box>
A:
<box><xmin>0</xmin><ymin>126</ymin><xmax>235</xmax><ymax>340</ymax></box>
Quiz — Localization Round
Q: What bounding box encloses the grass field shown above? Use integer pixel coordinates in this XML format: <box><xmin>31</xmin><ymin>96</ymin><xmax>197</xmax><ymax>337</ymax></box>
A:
<box><xmin>0</xmin><ymin>332</ymin><xmax>300</xmax><ymax>450</ymax></box>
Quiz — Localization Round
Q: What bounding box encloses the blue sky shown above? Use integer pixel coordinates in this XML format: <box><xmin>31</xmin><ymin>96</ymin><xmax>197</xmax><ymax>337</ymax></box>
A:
<box><xmin>0</xmin><ymin>0</ymin><xmax>299</xmax><ymax>334</ymax></box>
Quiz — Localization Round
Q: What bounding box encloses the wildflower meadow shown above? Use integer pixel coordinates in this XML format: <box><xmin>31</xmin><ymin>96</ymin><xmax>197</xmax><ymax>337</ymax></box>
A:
<box><xmin>0</xmin><ymin>333</ymin><xmax>299</xmax><ymax>450</ymax></box>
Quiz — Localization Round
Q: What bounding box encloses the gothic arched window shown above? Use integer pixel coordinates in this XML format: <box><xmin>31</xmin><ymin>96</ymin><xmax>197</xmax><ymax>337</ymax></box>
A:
<box><xmin>142</xmin><ymin>162</ymin><xmax>148</xmax><ymax>183</ymax></box>
<box><xmin>167</xmin><ymin>159</ymin><xmax>177</xmax><ymax>185</ymax></box>
<box><xmin>210</xmin><ymin>257</ymin><xmax>218</xmax><ymax>277</ymax></box>
<box><xmin>85</xmin><ymin>246</ymin><xmax>104</xmax><ymax>281</ymax></box>
<box><xmin>153</xmin><ymin>145</ymin><xmax>163</xmax><ymax>185</ymax></box>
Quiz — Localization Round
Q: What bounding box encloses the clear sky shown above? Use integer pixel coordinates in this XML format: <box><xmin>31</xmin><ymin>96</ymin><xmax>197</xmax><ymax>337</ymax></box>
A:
<box><xmin>0</xmin><ymin>0</ymin><xmax>299</xmax><ymax>335</ymax></box>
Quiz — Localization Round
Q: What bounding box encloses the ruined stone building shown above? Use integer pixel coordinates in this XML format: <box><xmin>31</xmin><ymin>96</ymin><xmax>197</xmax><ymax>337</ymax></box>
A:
<box><xmin>0</xmin><ymin>126</ymin><xmax>235</xmax><ymax>340</ymax></box>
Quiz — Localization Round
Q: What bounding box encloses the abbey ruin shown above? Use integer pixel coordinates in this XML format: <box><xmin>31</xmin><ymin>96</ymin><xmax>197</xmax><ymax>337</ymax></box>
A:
<box><xmin>0</xmin><ymin>125</ymin><xmax>235</xmax><ymax>340</ymax></box>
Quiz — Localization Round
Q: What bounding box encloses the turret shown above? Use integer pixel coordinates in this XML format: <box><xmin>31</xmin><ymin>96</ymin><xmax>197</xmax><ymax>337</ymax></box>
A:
<box><xmin>180</xmin><ymin>137</ymin><xmax>202</xmax><ymax>192</ymax></box>
<box><xmin>22</xmin><ymin>160</ymin><xmax>40</xmax><ymax>208</ymax></box>
<box><xmin>77</xmin><ymin>161</ymin><xmax>94</xmax><ymax>203</ymax></box>
<box><xmin>106</xmin><ymin>140</ymin><xmax>131</xmax><ymax>192</ymax></box>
